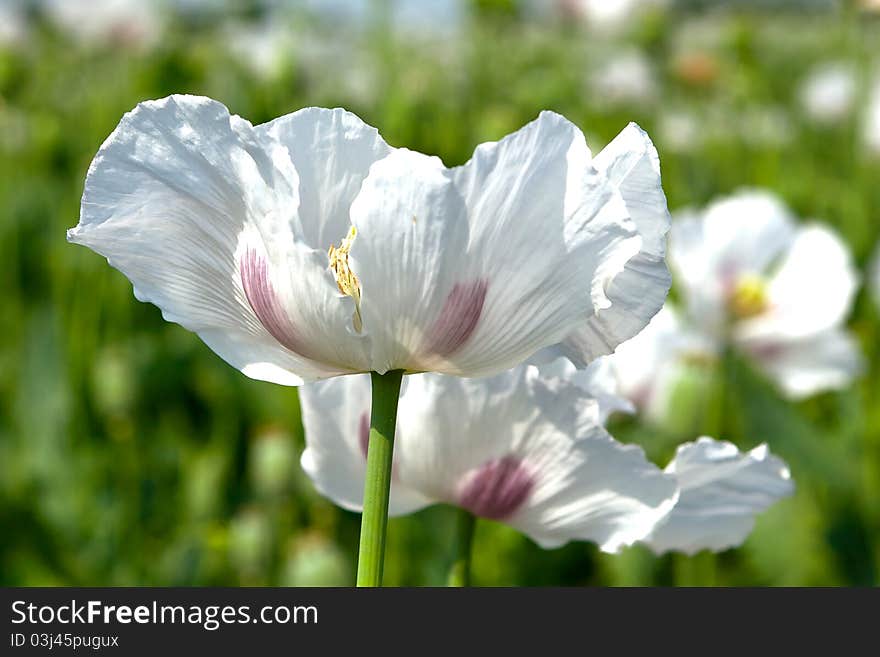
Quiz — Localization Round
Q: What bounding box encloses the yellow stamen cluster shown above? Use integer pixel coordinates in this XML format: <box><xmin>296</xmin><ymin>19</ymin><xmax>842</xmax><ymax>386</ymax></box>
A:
<box><xmin>328</xmin><ymin>225</ymin><xmax>363</xmax><ymax>333</ymax></box>
<box><xmin>729</xmin><ymin>274</ymin><xmax>769</xmax><ymax>319</ymax></box>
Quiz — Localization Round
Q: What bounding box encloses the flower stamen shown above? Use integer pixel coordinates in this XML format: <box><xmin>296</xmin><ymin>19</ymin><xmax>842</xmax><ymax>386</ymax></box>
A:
<box><xmin>729</xmin><ymin>274</ymin><xmax>769</xmax><ymax>319</ymax></box>
<box><xmin>328</xmin><ymin>225</ymin><xmax>363</xmax><ymax>333</ymax></box>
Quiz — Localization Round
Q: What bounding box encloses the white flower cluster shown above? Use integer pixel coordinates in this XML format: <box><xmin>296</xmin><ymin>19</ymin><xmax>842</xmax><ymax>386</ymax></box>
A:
<box><xmin>71</xmin><ymin>97</ymin><xmax>834</xmax><ymax>565</ymax></box>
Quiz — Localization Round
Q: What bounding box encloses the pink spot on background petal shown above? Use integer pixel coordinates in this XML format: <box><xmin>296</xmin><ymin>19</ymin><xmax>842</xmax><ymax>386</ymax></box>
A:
<box><xmin>240</xmin><ymin>248</ymin><xmax>307</xmax><ymax>355</ymax></box>
<box><xmin>425</xmin><ymin>280</ymin><xmax>488</xmax><ymax>357</ymax></box>
<box><xmin>457</xmin><ymin>456</ymin><xmax>534</xmax><ymax>520</ymax></box>
<box><xmin>358</xmin><ymin>412</ymin><xmax>370</xmax><ymax>459</ymax></box>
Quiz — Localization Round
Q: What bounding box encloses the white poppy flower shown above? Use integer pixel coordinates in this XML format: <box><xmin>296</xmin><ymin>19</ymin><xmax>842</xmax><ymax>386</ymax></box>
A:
<box><xmin>299</xmin><ymin>363</ymin><xmax>793</xmax><ymax>554</ymax></box>
<box><xmin>0</xmin><ymin>1</ymin><xmax>28</xmax><ymax>50</ymax></box>
<box><xmin>69</xmin><ymin>95</ymin><xmax>670</xmax><ymax>385</ymax></box>
<box><xmin>610</xmin><ymin>190</ymin><xmax>861</xmax><ymax>409</ymax></box>
<box><xmin>589</xmin><ymin>50</ymin><xmax>658</xmax><ymax>107</ymax></box>
<box><xmin>566</xmin><ymin>0</ymin><xmax>669</xmax><ymax>30</ymax></box>
<box><xmin>42</xmin><ymin>0</ymin><xmax>164</xmax><ymax>50</ymax></box>
<box><xmin>798</xmin><ymin>62</ymin><xmax>856</xmax><ymax>124</ymax></box>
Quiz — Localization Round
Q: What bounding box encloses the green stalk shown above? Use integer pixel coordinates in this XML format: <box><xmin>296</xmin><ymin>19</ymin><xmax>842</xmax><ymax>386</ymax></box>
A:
<box><xmin>447</xmin><ymin>508</ymin><xmax>476</xmax><ymax>587</ymax></box>
<box><xmin>356</xmin><ymin>369</ymin><xmax>405</xmax><ymax>587</ymax></box>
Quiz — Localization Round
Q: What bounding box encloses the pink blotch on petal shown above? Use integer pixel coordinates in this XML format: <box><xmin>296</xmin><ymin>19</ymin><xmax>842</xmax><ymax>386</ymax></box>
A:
<box><xmin>240</xmin><ymin>248</ymin><xmax>308</xmax><ymax>356</ymax></box>
<box><xmin>424</xmin><ymin>279</ymin><xmax>488</xmax><ymax>357</ymax></box>
<box><xmin>358</xmin><ymin>412</ymin><xmax>370</xmax><ymax>459</ymax></box>
<box><xmin>456</xmin><ymin>456</ymin><xmax>534</xmax><ymax>520</ymax></box>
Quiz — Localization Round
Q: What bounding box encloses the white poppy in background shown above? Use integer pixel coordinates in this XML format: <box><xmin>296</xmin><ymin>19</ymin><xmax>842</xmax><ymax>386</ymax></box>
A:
<box><xmin>0</xmin><ymin>1</ymin><xmax>29</xmax><ymax>50</ymax></box>
<box><xmin>224</xmin><ymin>21</ymin><xmax>296</xmax><ymax>81</ymax></box>
<box><xmin>864</xmin><ymin>76</ymin><xmax>880</xmax><ymax>156</ymax></box>
<box><xmin>69</xmin><ymin>95</ymin><xmax>670</xmax><ymax>385</ymax></box>
<box><xmin>299</xmin><ymin>362</ymin><xmax>793</xmax><ymax>554</ymax></box>
<box><xmin>798</xmin><ymin>62</ymin><xmax>856</xmax><ymax>124</ymax></box>
<box><xmin>42</xmin><ymin>0</ymin><xmax>164</xmax><ymax>50</ymax></box>
<box><xmin>589</xmin><ymin>50</ymin><xmax>658</xmax><ymax>107</ymax></box>
<box><xmin>613</xmin><ymin>190</ymin><xmax>862</xmax><ymax>406</ymax></box>
<box><xmin>563</xmin><ymin>0</ymin><xmax>669</xmax><ymax>30</ymax></box>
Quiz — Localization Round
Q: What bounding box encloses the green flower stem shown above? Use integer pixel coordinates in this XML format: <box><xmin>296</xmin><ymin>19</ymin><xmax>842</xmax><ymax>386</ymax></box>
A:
<box><xmin>356</xmin><ymin>369</ymin><xmax>405</xmax><ymax>587</ymax></box>
<box><xmin>447</xmin><ymin>508</ymin><xmax>476</xmax><ymax>587</ymax></box>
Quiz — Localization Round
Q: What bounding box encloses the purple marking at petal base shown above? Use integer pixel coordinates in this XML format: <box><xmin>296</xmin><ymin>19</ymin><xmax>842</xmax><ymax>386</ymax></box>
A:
<box><xmin>240</xmin><ymin>248</ymin><xmax>308</xmax><ymax>355</ymax></box>
<box><xmin>456</xmin><ymin>456</ymin><xmax>534</xmax><ymax>521</ymax></box>
<box><xmin>358</xmin><ymin>412</ymin><xmax>370</xmax><ymax>459</ymax></box>
<box><xmin>424</xmin><ymin>280</ymin><xmax>488</xmax><ymax>357</ymax></box>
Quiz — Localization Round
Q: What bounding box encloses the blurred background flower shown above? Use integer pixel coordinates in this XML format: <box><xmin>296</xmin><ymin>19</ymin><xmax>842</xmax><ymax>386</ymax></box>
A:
<box><xmin>1</xmin><ymin>0</ymin><xmax>878</xmax><ymax>586</ymax></box>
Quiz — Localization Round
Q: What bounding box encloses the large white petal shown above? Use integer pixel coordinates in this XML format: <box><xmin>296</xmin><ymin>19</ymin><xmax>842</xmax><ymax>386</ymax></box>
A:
<box><xmin>298</xmin><ymin>375</ymin><xmax>432</xmax><ymax>515</ymax></box>
<box><xmin>643</xmin><ymin>437</ymin><xmax>793</xmax><ymax>555</ymax></box>
<box><xmin>741</xmin><ymin>329</ymin><xmax>863</xmax><ymax>399</ymax></box>
<box><xmin>394</xmin><ymin>366</ymin><xmax>678</xmax><ymax>552</ymax></box>
<box><xmin>348</xmin><ymin>149</ymin><xmax>472</xmax><ymax>374</ymax></box>
<box><xmin>255</xmin><ymin>107</ymin><xmax>391</xmax><ymax>250</ymax></box>
<box><xmin>736</xmin><ymin>224</ymin><xmax>859</xmax><ymax>343</ymax></box>
<box><xmin>69</xmin><ymin>95</ymin><xmax>351</xmax><ymax>385</ymax></box>
<box><xmin>439</xmin><ymin>111</ymin><xmax>644</xmax><ymax>376</ymax></box>
<box><xmin>670</xmin><ymin>190</ymin><xmax>796</xmax><ymax>334</ymax></box>
<box><xmin>552</xmin><ymin>123</ymin><xmax>672</xmax><ymax>365</ymax></box>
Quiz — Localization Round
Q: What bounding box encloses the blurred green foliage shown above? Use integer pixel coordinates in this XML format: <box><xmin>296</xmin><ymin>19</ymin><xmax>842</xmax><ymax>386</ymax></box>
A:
<box><xmin>1</xmin><ymin>2</ymin><xmax>879</xmax><ymax>586</ymax></box>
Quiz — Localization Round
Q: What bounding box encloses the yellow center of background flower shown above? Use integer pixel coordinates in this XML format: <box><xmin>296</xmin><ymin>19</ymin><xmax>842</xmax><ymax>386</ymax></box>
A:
<box><xmin>729</xmin><ymin>274</ymin><xmax>769</xmax><ymax>319</ymax></box>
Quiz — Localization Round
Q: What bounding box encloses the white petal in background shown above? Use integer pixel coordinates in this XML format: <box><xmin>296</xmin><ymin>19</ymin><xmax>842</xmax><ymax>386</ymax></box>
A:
<box><xmin>43</xmin><ymin>0</ymin><xmax>164</xmax><ymax>49</ymax></box>
<box><xmin>643</xmin><ymin>438</ymin><xmax>794</xmax><ymax>555</ymax></box>
<box><xmin>742</xmin><ymin>329</ymin><xmax>864</xmax><ymax>400</ymax></box>
<box><xmin>863</xmin><ymin>76</ymin><xmax>880</xmax><ymax>156</ymax></box>
<box><xmin>609</xmin><ymin>306</ymin><xmax>716</xmax><ymax>420</ymax></box>
<box><xmin>299</xmin><ymin>362</ymin><xmax>793</xmax><ymax>555</ymax></box>
<box><xmin>736</xmin><ymin>224</ymin><xmax>859</xmax><ymax>343</ymax></box>
<box><xmin>298</xmin><ymin>374</ymin><xmax>432</xmax><ymax>515</ymax></box>
<box><xmin>301</xmin><ymin>364</ymin><xmax>679</xmax><ymax>552</ymax></box>
<box><xmin>798</xmin><ymin>62</ymin><xmax>856</xmax><ymax>124</ymax></box>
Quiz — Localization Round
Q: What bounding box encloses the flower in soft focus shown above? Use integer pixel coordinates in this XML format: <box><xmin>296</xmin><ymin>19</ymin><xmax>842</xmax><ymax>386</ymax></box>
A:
<box><xmin>612</xmin><ymin>190</ymin><xmax>862</xmax><ymax>407</ymax></box>
<box><xmin>871</xmin><ymin>243</ymin><xmax>880</xmax><ymax>308</ymax></box>
<box><xmin>798</xmin><ymin>62</ymin><xmax>856</xmax><ymax>124</ymax></box>
<box><xmin>224</xmin><ymin>20</ymin><xmax>296</xmax><ymax>81</ymax></box>
<box><xmin>864</xmin><ymin>76</ymin><xmax>880</xmax><ymax>156</ymax></box>
<box><xmin>589</xmin><ymin>50</ymin><xmax>658</xmax><ymax>108</ymax></box>
<box><xmin>0</xmin><ymin>1</ymin><xmax>29</xmax><ymax>50</ymax></box>
<box><xmin>562</xmin><ymin>0</ymin><xmax>669</xmax><ymax>30</ymax></box>
<box><xmin>657</xmin><ymin>108</ymin><xmax>701</xmax><ymax>154</ymax></box>
<box><xmin>68</xmin><ymin>95</ymin><xmax>671</xmax><ymax>385</ymax></box>
<box><xmin>42</xmin><ymin>0</ymin><xmax>163</xmax><ymax>50</ymax></box>
<box><xmin>299</xmin><ymin>361</ymin><xmax>793</xmax><ymax>554</ymax></box>
<box><xmin>672</xmin><ymin>51</ymin><xmax>720</xmax><ymax>88</ymax></box>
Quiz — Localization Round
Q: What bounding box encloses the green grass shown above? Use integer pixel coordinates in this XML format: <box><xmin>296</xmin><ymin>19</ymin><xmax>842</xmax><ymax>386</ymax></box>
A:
<box><xmin>1</xmin><ymin>7</ymin><xmax>878</xmax><ymax>586</ymax></box>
